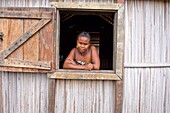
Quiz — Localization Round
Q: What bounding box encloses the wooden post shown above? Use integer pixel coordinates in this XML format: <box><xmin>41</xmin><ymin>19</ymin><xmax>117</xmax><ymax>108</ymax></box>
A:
<box><xmin>115</xmin><ymin>80</ymin><xmax>123</xmax><ymax>113</ymax></box>
<box><xmin>55</xmin><ymin>10</ymin><xmax>60</xmax><ymax>69</ymax></box>
<box><xmin>48</xmin><ymin>79</ymin><xmax>56</xmax><ymax>113</ymax></box>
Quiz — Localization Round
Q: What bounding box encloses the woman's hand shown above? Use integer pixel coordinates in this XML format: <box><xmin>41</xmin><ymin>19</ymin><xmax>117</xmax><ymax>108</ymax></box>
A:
<box><xmin>85</xmin><ymin>63</ymin><xmax>94</xmax><ymax>70</ymax></box>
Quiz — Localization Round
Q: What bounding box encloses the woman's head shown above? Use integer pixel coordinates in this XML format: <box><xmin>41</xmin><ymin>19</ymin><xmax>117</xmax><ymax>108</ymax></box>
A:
<box><xmin>76</xmin><ymin>32</ymin><xmax>91</xmax><ymax>54</ymax></box>
<box><xmin>77</xmin><ymin>31</ymin><xmax>91</xmax><ymax>40</ymax></box>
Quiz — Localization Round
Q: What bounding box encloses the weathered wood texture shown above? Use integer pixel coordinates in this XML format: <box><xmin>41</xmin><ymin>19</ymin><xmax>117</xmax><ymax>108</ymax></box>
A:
<box><xmin>55</xmin><ymin>80</ymin><xmax>116</xmax><ymax>113</ymax></box>
<box><xmin>51</xmin><ymin>0</ymin><xmax>116</xmax><ymax>4</ymax></box>
<box><xmin>124</xmin><ymin>0</ymin><xmax>169</xmax><ymax>64</ymax></box>
<box><xmin>0</xmin><ymin>71</ymin><xmax>117</xmax><ymax>113</ymax></box>
<box><xmin>48</xmin><ymin>69</ymin><xmax>120</xmax><ymax>80</ymax></box>
<box><xmin>51</xmin><ymin>2</ymin><xmax>122</xmax><ymax>11</ymax></box>
<box><xmin>0</xmin><ymin>72</ymin><xmax>49</xmax><ymax>113</ymax></box>
<box><xmin>48</xmin><ymin>79</ymin><xmax>56</xmax><ymax>113</ymax></box>
<box><xmin>0</xmin><ymin>8</ymin><xmax>55</xmax><ymax>72</ymax></box>
<box><xmin>0</xmin><ymin>0</ymin><xmax>124</xmax><ymax>7</ymax></box>
<box><xmin>123</xmin><ymin>68</ymin><xmax>170</xmax><ymax>113</ymax></box>
<box><xmin>0</xmin><ymin>0</ymin><xmax>51</xmax><ymax>7</ymax></box>
<box><xmin>123</xmin><ymin>1</ymin><xmax>170</xmax><ymax>113</ymax></box>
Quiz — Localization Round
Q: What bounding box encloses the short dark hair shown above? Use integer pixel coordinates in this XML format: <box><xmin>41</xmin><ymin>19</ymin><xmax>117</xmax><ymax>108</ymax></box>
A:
<box><xmin>77</xmin><ymin>31</ymin><xmax>91</xmax><ymax>40</ymax></box>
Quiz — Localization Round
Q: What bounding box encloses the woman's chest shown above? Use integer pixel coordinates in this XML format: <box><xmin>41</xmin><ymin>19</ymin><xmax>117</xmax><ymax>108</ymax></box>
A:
<box><xmin>75</xmin><ymin>51</ymin><xmax>91</xmax><ymax>63</ymax></box>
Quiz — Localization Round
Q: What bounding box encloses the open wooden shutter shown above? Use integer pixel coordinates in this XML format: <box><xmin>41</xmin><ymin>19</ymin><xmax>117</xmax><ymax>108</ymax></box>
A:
<box><xmin>0</xmin><ymin>8</ymin><xmax>56</xmax><ymax>72</ymax></box>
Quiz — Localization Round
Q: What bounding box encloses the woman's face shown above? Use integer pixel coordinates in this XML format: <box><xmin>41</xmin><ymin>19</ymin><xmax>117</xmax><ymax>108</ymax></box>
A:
<box><xmin>77</xmin><ymin>36</ymin><xmax>90</xmax><ymax>54</ymax></box>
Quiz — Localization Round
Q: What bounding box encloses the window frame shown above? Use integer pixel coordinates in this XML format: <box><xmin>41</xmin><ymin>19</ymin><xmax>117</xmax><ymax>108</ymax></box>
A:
<box><xmin>49</xmin><ymin>2</ymin><xmax>124</xmax><ymax>80</ymax></box>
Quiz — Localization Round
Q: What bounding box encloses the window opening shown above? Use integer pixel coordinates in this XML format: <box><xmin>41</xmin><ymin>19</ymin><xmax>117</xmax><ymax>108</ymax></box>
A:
<box><xmin>59</xmin><ymin>11</ymin><xmax>115</xmax><ymax>70</ymax></box>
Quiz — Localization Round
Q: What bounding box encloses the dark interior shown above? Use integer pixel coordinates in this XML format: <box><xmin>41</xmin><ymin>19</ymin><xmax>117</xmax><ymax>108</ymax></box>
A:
<box><xmin>59</xmin><ymin>11</ymin><xmax>114</xmax><ymax>70</ymax></box>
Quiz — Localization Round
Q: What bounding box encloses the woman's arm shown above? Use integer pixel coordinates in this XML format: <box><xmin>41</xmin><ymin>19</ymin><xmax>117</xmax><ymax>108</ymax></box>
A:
<box><xmin>63</xmin><ymin>48</ymin><xmax>93</xmax><ymax>70</ymax></box>
<box><xmin>91</xmin><ymin>46</ymin><xmax>100</xmax><ymax>70</ymax></box>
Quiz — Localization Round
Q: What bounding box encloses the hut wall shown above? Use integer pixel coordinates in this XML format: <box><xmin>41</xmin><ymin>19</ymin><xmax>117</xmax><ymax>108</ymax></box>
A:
<box><xmin>0</xmin><ymin>0</ymin><xmax>116</xmax><ymax>7</ymax></box>
<box><xmin>0</xmin><ymin>0</ymin><xmax>50</xmax><ymax>7</ymax></box>
<box><xmin>55</xmin><ymin>80</ymin><xmax>115</xmax><ymax>113</ymax></box>
<box><xmin>0</xmin><ymin>72</ymin><xmax>49</xmax><ymax>113</ymax></box>
<box><xmin>123</xmin><ymin>1</ymin><xmax>170</xmax><ymax>113</ymax></box>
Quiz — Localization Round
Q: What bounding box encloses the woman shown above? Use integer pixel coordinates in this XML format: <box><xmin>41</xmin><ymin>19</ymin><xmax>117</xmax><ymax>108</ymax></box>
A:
<box><xmin>63</xmin><ymin>32</ymin><xmax>100</xmax><ymax>70</ymax></box>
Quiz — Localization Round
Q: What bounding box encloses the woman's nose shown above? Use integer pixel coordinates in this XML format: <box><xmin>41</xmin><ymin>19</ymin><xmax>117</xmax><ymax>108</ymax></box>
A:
<box><xmin>81</xmin><ymin>44</ymin><xmax>85</xmax><ymax>47</ymax></box>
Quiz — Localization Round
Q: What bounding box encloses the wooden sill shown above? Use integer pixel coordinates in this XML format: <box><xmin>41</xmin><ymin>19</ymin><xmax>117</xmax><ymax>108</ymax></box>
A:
<box><xmin>47</xmin><ymin>69</ymin><xmax>121</xmax><ymax>80</ymax></box>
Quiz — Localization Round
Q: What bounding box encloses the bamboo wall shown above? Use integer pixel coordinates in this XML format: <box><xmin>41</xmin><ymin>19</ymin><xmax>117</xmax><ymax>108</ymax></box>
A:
<box><xmin>55</xmin><ymin>80</ymin><xmax>115</xmax><ymax>113</ymax></box>
<box><xmin>123</xmin><ymin>1</ymin><xmax>170</xmax><ymax>113</ymax></box>
<box><xmin>0</xmin><ymin>72</ymin><xmax>49</xmax><ymax>113</ymax></box>
<box><xmin>0</xmin><ymin>72</ymin><xmax>116</xmax><ymax>113</ymax></box>
<box><xmin>0</xmin><ymin>0</ymin><xmax>50</xmax><ymax>7</ymax></box>
<box><xmin>0</xmin><ymin>0</ymin><xmax>116</xmax><ymax>7</ymax></box>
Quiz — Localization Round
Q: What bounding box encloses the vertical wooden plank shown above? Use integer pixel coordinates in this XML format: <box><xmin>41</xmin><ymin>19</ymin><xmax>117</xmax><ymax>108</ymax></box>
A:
<box><xmin>39</xmin><ymin>16</ymin><xmax>54</xmax><ymax>69</ymax></box>
<box><xmin>0</xmin><ymin>19</ymin><xmax>8</xmax><ymax>71</ymax></box>
<box><xmin>55</xmin><ymin>80</ymin><xmax>65</xmax><ymax>113</ymax></box>
<box><xmin>23</xmin><ymin>73</ymin><xmax>30</xmax><ymax>113</ymax></box>
<box><xmin>74</xmin><ymin>80</ymin><xmax>78</xmax><ymax>112</ymax></box>
<box><xmin>103</xmin><ymin>81</ymin><xmax>115</xmax><ymax>113</ymax></box>
<box><xmin>0</xmin><ymin>19</ymin><xmax>3</xmax><ymax>53</ymax></box>
<box><xmin>116</xmin><ymin>4</ymin><xmax>124</xmax><ymax>79</ymax></box>
<box><xmin>134</xmin><ymin>0</ymin><xmax>138</xmax><ymax>63</ymax></box>
<box><xmin>6</xmin><ymin>19</ymin><xmax>23</xmax><ymax>72</ymax></box>
<box><xmin>7</xmin><ymin>19</ymin><xmax>23</xmax><ymax>60</ymax></box>
<box><xmin>83</xmin><ymin>80</ymin><xmax>91</xmax><ymax>113</ymax></box>
<box><xmin>34</xmin><ymin>74</ymin><xmax>40</xmax><ymax>113</ymax></box>
<box><xmin>52</xmin><ymin>9</ymin><xmax>57</xmax><ymax>70</ymax></box>
<box><xmin>31</xmin><ymin>73</ymin><xmax>35</xmax><ymax>113</ymax></box>
<box><xmin>167</xmin><ymin>1</ymin><xmax>170</xmax><ymax>64</ymax></box>
<box><xmin>48</xmin><ymin>79</ymin><xmax>56</xmax><ymax>113</ymax></box>
<box><xmin>12</xmin><ymin>73</ymin><xmax>17</xmax><ymax>113</ymax></box>
<box><xmin>98</xmin><ymin>81</ymin><xmax>104</xmax><ymax>113</ymax></box>
<box><xmin>16</xmin><ymin>73</ymin><xmax>22</xmax><ymax>113</ymax></box>
<box><xmin>39</xmin><ymin>74</ymin><xmax>48</xmax><ymax>113</ymax></box>
<box><xmin>8</xmin><ymin>72</ymin><xmax>13</xmax><ymax>113</ymax></box>
<box><xmin>65</xmin><ymin>80</ymin><xmax>71</xmax><ymax>112</ymax></box>
<box><xmin>78</xmin><ymin>80</ymin><xmax>85</xmax><ymax>113</ymax></box>
<box><xmin>2</xmin><ymin>72</ymin><xmax>9</xmax><ymax>113</ymax></box>
<box><xmin>0</xmin><ymin>72</ymin><xmax>2</xmax><ymax>113</ymax></box>
<box><xmin>23</xmin><ymin>19</ymin><xmax>39</xmax><ymax>72</ymax></box>
<box><xmin>0</xmin><ymin>19</ymin><xmax>3</xmax><ymax>112</ymax></box>
<box><xmin>113</xmin><ymin>12</ymin><xmax>118</xmax><ymax>72</ymax></box>
<box><xmin>165</xmin><ymin>68</ymin><xmax>170</xmax><ymax>113</ymax></box>
<box><xmin>91</xmin><ymin>80</ymin><xmax>97</xmax><ymax>113</ymax></box>
<box><xmin>55</xmin><ymin>10</ymin><xmax>60</xmax><ymax>69</ymax></box>
<box><xmin>114</xmin><ymin>2</ymin><xmax>124</xmax><ymax>112</ymax></box>
<box><xmin>115</xmin><ymin>80</ymin><xmax>123</xmax><ymax>113</ymax></box>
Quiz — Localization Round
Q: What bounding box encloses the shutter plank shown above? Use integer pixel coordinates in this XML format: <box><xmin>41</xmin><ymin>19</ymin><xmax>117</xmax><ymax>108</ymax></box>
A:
<box><xmin>0</xmin><ymin>59</ymin><xmax>51</xmax><ymax>70</ymax></box>
<box><xmin>0</xmin><ymin>18</ymin><xmax>51</xmax><ymax>59</ymax></box>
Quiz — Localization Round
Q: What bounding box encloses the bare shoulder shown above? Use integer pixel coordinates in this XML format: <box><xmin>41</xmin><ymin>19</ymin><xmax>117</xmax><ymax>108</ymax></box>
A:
<box><xmin>67</xmin><ymin>48</ymin><xmax>76</xmax><ymax>58</ymax></box>
<box><xmin>72</xmin><ymin>48</ymin><xmax>77</xmax><ymax>51</ymax></box>
<box><xmin>91</xmin><ymin>45</ymin><xmax>97</xmax><ymax>50</ymax></box>
<box><xmin>91</xmin><ymin>45</ymin><xmax>97</xmax><ymax>52</ymax></box>
<box><xmin>71</xmin><ymin>48</ymin><xmax>77</xmax><ymax>52</ymax></box>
